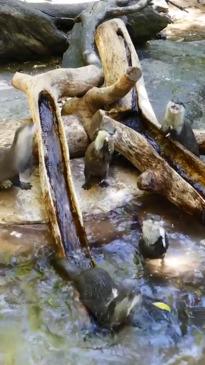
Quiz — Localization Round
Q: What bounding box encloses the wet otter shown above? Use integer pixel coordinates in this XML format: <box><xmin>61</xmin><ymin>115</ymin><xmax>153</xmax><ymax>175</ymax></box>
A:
<box><xmin>138</xmin><ymin>219</ymin><xmax>169</xmax><ymax>259</ymax></box>
<box><xmin>82</xmin><ymin>129</ymin><xmax>115</xmax><ymax>190</ymax></box>
<box><xmin>0</xmin><ymin>121</ymin><xmax>36</xmax><ymax>190</ymax></box>
<box><xmin>161</xmin><ymin>101</ymin><xmax>199</xmax><ymax>157</ymax></box>
<box><xmin>54</xmin><ymin>258</ymin><xmax>141</xmax><ymax>328</ymax></box>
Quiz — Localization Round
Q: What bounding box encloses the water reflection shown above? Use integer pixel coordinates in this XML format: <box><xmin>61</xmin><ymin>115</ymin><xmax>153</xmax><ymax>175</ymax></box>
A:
<box><xmin>0</xmin><ymin>194</ymin><xmax>204</xmax><ymax>364</ymax></box>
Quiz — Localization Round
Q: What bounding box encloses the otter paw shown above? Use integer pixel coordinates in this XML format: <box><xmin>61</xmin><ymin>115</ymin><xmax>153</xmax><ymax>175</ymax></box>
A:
<box><xmin>82</xmin><ymin>182</ymin><xmax>92</xmax><ymax>190</ymax></box>
<box><xmin>99</xmin><ymin>180</ymin><xmax>109</xmax><ymax>188</ymax></box>
<box><xmin>0</xmin><ymin>180</ymin><xmax>13</xmax><ymax>190</ymax></box>
<box><xmin>20</xmin><ymin>182</ymin><xmax>32</xmax><ymax>190</ymax></box>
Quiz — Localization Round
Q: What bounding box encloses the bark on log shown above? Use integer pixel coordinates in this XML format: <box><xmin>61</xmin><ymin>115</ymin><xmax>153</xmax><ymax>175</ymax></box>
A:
<box><xmin>89</xmin><ymin>111</ymin><xmax>205</xmax><ymax>221</ymax></box>
<box><xmin>74</xmin><ymin>0</ymin><xmax>152</xmax><ymax>66</ymax></box>
<box><xmin>95</xmin><ymin>18</ymin><xmax>159</xmax><ymax>124</ymax></box>
<box><xmin>62</xmin><ymin>18</ymin><xmax>205</xmax><ymax>223</ymax></box>
<box><xmin>12</xmin><ymin>66</ymin><xmax>102</xmax><ymax>258</ymax></box>
<box><xmin>194</xmin><ymin>130</ymin><xmax>205</xmax><ymax>154</ymax></box>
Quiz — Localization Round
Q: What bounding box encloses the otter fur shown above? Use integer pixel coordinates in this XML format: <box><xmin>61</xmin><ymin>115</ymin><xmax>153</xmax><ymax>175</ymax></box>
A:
<box><xmin>161</xmin><ymin>101</ymin><xmax>199</xmax><ymax>157</ymax></box>
<box><xmin>0</xmin><ymin>121</ymin><xmax>36</xmax><ymax>190</ymax></box>
<box><xmin>138</xmin><ymin>219</ymin><xmax>169</xmax><ymax>259</ymax></box>
<box><xmin>82</xmin><ymin>129</ymin><xmax>115</xmax><ymax>190</ymax></box>
<box><xmin>53</xmin><ymin>258</ymin><xmax>141</xmax><ymax>328</ymax></box>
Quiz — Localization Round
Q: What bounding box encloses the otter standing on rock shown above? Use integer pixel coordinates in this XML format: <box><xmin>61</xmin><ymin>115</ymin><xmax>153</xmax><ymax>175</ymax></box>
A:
<box><xmin>138</xmin><ymin>219</ymin><xmax>169</xmax><ymax>259</ymax></box>
<box><xmin>0</xmin><ymin>121</ymin><xmax>36</xmax><ymax>190</ymax></box>
<box><xmin>161</xmin><ymin>101</ymin><xmax>199</xmax><ymax>157</ymax></box>
<box><xmin>82</xmin><ymin>128</ymin><xmax>115</xmax><ymax>190</ymax></box>
<box><xmin>54</xmin><ymin>258</ymin><xmax>141</xmax><ymax>329</ymax></box>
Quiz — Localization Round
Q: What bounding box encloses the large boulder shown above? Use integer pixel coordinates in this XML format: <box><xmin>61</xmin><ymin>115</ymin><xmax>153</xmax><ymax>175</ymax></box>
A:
<box><xmin>0</xmin><ymin>0</ymin><xmax>68</xmax><ymax>63</ymax></box>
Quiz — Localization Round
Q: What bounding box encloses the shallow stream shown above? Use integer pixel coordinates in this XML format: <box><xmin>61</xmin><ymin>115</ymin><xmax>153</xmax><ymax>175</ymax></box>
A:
<box><xmin>0</xmin><ymin>39</ymin><xmax>205</xmax><ymax>365</ymax></box>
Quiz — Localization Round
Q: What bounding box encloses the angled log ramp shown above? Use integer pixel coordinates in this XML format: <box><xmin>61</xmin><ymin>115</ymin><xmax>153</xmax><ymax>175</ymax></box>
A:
<box><xmin>98</xmin><ymin>19</ymin><xmax>205</xmax><ymax>198</ymax></box>
<box><xmin>95</xmin><ymin>18</ymin><xmax>158</xmax><ymax>125</ymax></box>
<box><xmin>90</xmin><ymin>110</ymin><xmax>205</xmax><ymax>221</ymax></box>
<box><xmin>94</xmin><ymin>19</ymin><xmax>205</xmax><ymax>222</ymax></box>
<box><xmin>135</xmin><ymin>116</ymin><xmax>205</xmax><ymax>197</ymax></box>
<box><xmin>12</xmin><ymin>66</ymin><xmax>102</xmax><ymax>259</ymax></box>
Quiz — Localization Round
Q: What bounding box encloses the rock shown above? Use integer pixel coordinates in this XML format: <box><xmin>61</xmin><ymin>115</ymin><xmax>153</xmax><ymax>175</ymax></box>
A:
<box><xmin>0</xmin><ymin>0</ymin><xmax>68</xmax><ymax>63</ymax></box>
<box><xmin>126</xmin><ymin>7</ymin><xmax>171</xmax><ymax>45</ymax></box>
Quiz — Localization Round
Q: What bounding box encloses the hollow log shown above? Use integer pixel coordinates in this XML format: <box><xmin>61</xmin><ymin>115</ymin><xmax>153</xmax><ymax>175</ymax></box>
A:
<box><xmin>12</xmin><ymin>66</ymin><xmax>102</xmax><ymax>258</ymax></box>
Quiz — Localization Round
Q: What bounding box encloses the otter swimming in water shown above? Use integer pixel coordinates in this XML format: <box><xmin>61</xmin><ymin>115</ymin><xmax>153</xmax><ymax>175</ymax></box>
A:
<box><xmin>54</xmin><ymin>258</ymin><xmax>141</xmax><ymax>328</ymax></box>
<box><xmin>138</xmin><ymin>219</ymin><xmax>169</xmax><ymax>259</ymax></box>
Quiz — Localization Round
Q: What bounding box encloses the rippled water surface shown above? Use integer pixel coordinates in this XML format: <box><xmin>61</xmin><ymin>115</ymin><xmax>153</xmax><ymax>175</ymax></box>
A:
<box><xmin>0</xmin><ymin>40</ymin><xmax>205</xmax><ymax>365</ymax></box>
<box><xmin>0</xmin><ymin>196</ymin><xmax>205</xmax><ymax>365</ymax></box>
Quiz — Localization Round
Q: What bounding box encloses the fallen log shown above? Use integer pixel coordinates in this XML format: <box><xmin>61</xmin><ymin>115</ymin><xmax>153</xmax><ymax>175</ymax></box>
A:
<box><xmin>12</xmin><ymin>66</ymin><xmax>103</xmax><ymax>258</ymax></box>
<box><xmin>62</xmin><ymin>0</ymin><xmax>171</xmax><ymax>68</ymax></box>
<box><xmin>61</xmin><ymin>18</ymin><xmax>205</xmax><ymax>223</ymax></box>
<box><xmin>12</xmin><ymin>16</ymin><xmax>205</xmax><ymax>235</ymax></box>
<box><xmin>194</xmin><ymin>129</ymin><xmax>205</xmax><ymax>154</ymax></box>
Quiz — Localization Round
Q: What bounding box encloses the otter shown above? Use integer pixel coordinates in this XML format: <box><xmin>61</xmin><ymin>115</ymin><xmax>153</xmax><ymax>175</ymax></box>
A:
<box><xmin>138</xmin><ymin>219</ymin><xmax>169</xmax><ymax>259</ymax></box>
<box><xmin>161</xmin><ymin>101</ymin><xmax>199</xmax><ymax>157</ymax></box>
<box><xmin>53</xmin><ymin>258</ymin><xmax>141</xmax><ymax>329</ymax></box>
<box><xmin>0</xmin><ymin>121</ymin><xmax>36</xmax><ymax>190</ymax></box>
<box><xmin>82</xmin><ymin>128</ymin><xmax>115</xmax><ymax>190</ymax></box>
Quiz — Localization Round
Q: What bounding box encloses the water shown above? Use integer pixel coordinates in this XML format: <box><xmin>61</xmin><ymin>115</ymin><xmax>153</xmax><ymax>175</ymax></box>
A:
<box><xmin>0</xmin><ymin>197</ymin><xmax>205</xmax><ymax>365</ymax></box>
<box><xmin>139</xmin><ymin>40</ymin><xmax>205</xmax><ymax>129</ymax></box>
<box><xmin>1</xmin><ymin>39</ymin><xmax>205</xmax><ymax>364</ymax></box>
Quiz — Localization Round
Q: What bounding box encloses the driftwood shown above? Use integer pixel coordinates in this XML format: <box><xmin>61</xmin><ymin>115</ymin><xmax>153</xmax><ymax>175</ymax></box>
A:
<box><xmin>61</xmin><ymin>18</ymin><xmax>205</xmax><ymax>222</ymax></box>
<box><xmin>1</xmin><ymin>0</ymin><xmax>170</xmax><ymax>63</ymax></box>
<box><xmin>12</xmin><ymin>15</ymin><xmax>205</xmax><ymax>259</ymax></box>
<box><xmin>73</xmin><ymin>0</ymin><xmax>152</xmax><ymax>66</ymax></box>
<box><xmin>194</xmin><ymin>130</ymin><xmax>205</xmax><ymax>154</ymax></box>
<box><xmin>12</xmin><ymin>65</ymin><xmax>103</xmax><ymax>258</ymax></box>
<box><xmin>61</xmin><ymin>0</ymin><xmax>171</xmax><ymax>68</ymax></box>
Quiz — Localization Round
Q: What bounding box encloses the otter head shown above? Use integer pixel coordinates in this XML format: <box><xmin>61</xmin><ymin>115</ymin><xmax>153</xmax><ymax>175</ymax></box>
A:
<box><xmin>107</xmin><ymin>289</ymin><xmax>141</xmax><ymax>328</ymax></box>
<box><xmin>142</xmin><ymin>219</ymin><xmax>167</xmax><ymax>248</ymax></box>
<box><xmin>164</xmin><ymin>100</ymin><xmax>185</xmax><ymax>134</ymax></box>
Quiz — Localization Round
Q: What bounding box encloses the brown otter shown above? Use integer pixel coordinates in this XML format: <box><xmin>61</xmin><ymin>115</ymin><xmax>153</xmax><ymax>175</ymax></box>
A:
<box><xmin>0</xmin><ymin>121</ymin><xmax>36</xmax><ymax>190</ymax></box>
<box><xmin>138</xmin><ymin>219</ymin><xmax>169</xmax><ymax>259</ymax></box>
<box><xmin>161</xmin><ymin>101</ymin><xmax>199</xmax><ymax>157</ymax></box>
<box><xmin>82</xmin><ymin>129</ymin><xmax>115</xmax><ymax>190</ymax></box>
<box><xmin>53</xmin><ymin>258</ymin><xmax>141</xmax><ymax>329</ymax></box>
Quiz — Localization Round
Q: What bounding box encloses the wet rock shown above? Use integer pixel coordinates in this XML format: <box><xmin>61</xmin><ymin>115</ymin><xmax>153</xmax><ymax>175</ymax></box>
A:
<box><xmin>0</xmin><ymin>0</ymin><xmax>68</xmax><ymax>63</ymax></box>
<box><xmin>127</xmin><ymin>6</ymin><xmax>171</xmax><ymax>45</ymax></box>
